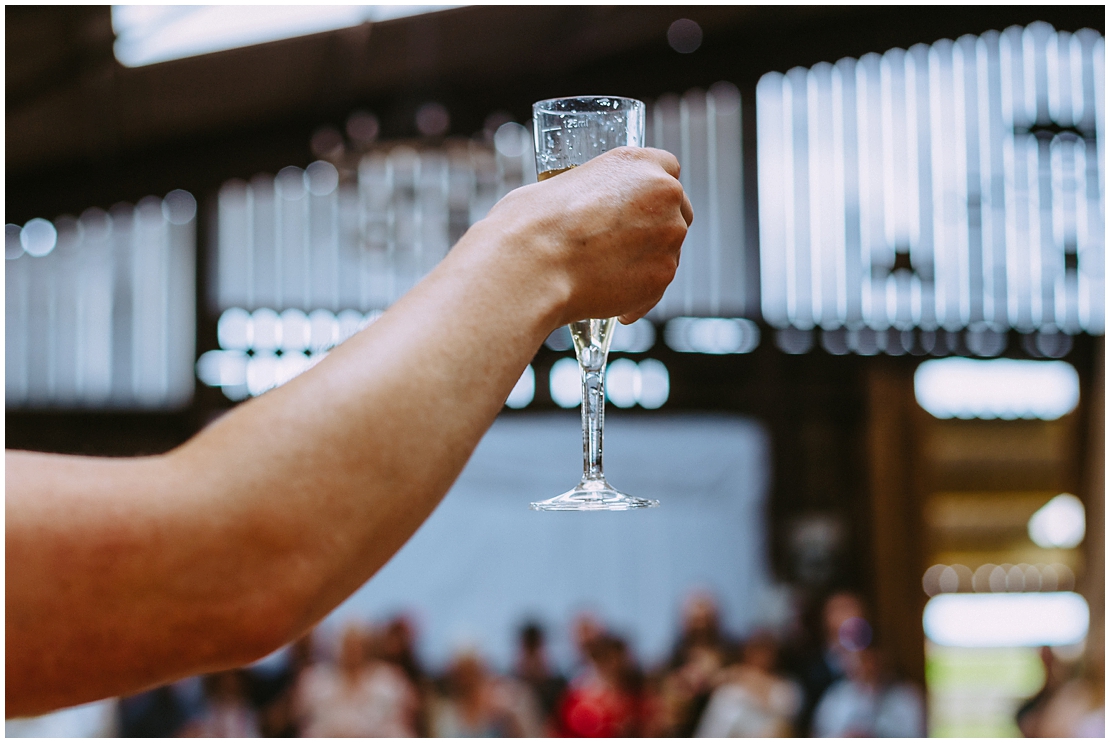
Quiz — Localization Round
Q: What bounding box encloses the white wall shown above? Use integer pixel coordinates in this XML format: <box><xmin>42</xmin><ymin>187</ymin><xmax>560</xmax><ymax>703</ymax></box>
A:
<box><xmin>320</xmin><ymin>411</ymin><xmax>774</xmax><ymax>675</ymax></box>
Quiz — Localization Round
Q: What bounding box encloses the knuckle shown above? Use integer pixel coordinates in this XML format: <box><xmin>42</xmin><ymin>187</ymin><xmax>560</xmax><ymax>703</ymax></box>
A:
<box><xmin>667</xmin><ymin>217</ymin><xmax>688</xmax><ymax>243</ymax></box>
<box><xmin>665</xmin><ymin>177</ymin><xmax>685</xmax><ymax>201</ymax></box>
<box><xmin>609</xmin><ymin>145</ymin><xmax>639</xmax><ymax>162</ymax></box>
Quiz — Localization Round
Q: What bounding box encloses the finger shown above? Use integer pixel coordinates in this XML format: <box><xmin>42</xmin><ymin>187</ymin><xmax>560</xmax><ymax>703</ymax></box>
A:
<box><xmin>641</xmin><ymin>147</ymin><xmax>681</xmax><ymax>180</ymax></box>
<box><xmin>618</xmin><ymin>309</ymin><xmax>647</xmax><ymax>325</ymax></box>
<box><xmin>619</xmin><ymin>292</ymin><xmax>666</xmax><ymax>325</ymax></box>
<box><xmin>680</xmin><ymin>192</ymin><xmax>694</xmax><ymax>227</ymax></box>
<box><xmin>618</xmin><ymin>301</ymin><xmax>651</xmax><ymax>325</ymax></box>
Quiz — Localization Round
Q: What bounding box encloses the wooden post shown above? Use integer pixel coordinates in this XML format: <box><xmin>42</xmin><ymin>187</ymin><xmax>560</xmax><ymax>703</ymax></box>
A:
<box><xmin>866</xmin><ymin>360</ymin><xmax>926</xmax><ymax>685</ymax></box>
<box><xmin>1082</xmin><ymin>338</ymin><xmax>1104</xmax><ymax>666</ymax></box>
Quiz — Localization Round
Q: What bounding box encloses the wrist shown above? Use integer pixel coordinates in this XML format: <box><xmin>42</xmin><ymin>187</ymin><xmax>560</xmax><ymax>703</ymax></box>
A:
<box><xmin>453</xmin><ymin>207</ymin><xmax>572</xmax><ymax>339</ymax></box>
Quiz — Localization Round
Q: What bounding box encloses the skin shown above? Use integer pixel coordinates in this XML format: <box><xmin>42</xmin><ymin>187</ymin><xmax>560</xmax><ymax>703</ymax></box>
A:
<box><xmin>5</xmin><ymin>146</ymin><xmax>693</xmax><ymax>717</ymax></box>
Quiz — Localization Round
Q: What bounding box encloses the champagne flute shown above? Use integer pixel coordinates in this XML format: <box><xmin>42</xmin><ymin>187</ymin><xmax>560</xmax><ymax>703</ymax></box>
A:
<box><xmin>529</xmin><ymin>96</ymin><xmax>659</xmax><ymax>511</ymax></box>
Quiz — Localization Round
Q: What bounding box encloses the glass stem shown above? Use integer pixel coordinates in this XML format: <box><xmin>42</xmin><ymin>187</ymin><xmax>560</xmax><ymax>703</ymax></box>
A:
<box><xmin>580</xmin><ymin>356</ymin><xmax>607</xmax><ymax>483</ymax></box>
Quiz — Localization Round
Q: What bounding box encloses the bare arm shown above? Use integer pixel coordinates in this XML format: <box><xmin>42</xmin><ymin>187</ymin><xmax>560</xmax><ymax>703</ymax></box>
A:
<box><xmin>5</xmin><ymin>147</ymin><xmax>692</xmax><ymax>716</ymax></box>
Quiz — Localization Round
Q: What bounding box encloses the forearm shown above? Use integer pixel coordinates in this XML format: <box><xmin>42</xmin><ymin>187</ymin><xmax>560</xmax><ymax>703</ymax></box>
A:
<box><xmin>175</xmin><ymin>215</ymin><xmax>565</xmax><ymax>626</ymax></box>
<box><xmin>6</xmin><ymin>218</ymin><xmax>562</xmax><ymax>715</ymax></box>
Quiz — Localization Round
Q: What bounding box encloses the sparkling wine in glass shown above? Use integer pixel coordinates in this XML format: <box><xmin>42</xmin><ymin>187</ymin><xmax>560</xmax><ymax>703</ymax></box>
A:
<box><xmin>529</xmin><ymin>96</ymin><xmax>659</xmax><ymax>511</ymax></box>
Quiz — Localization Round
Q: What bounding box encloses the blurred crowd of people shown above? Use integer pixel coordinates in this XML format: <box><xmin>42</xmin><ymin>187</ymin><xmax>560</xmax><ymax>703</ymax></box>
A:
<box><xmin>111</xmin><ymin>589</ymin><xmax>944</xmax><ymax>737</ymax></box>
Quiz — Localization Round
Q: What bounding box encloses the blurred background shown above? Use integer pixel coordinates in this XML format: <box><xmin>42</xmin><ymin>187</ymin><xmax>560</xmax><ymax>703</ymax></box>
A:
<box><xmin>5</xmin><ymin>5</ymin><xmax>1104</xmax><ymax>738</ymax></box>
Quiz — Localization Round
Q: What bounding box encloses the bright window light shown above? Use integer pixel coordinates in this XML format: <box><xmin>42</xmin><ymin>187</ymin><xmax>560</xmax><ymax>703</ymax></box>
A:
<box><xmin>112</xmin><ymin>5</ymin><xmax>461</xmax><ymax>67</ymax></box>
<box><xmin>610</xmin><ymin>319</ymin><xmax>656</xmax><ymax>353</ymax></box>
<box><xmin>218</xmin><ymin>308</ymin><xmax>252</xmax><ymax>351</ymax></box>
<box><xmin>914</xmin><ymin>358</ymin><xmax>1079</xmax><ymax>420</ymax></box>
<box><xmin>337</xmin><ymin>309</ymin><xmax>367</xmax><ymax>343</ymax></box>
<box><xmin>637</xmin><ymin>359</ymin><xmax>669</xmax><ymax>409</ymax></box>
<box><xmin>277</xmin><ymin>351</ymin><xmax>312</xmax><ymax>386</ymax></box>
<box><xmin>549</xmin><ymin>358</ymin><xmax>581</xmax><ymax>409</ymax></box>
<box><xmin>20</xmin><ymin>218</ymin><xmax>57</xmax><ymax>257</ymax></box>
<box><xmin>606</xmin><ymin>359</ymin><xmax>639</xmax><ymax>409</ymax></box>
<box><xmin>308</xmin><ymin>309</ymin><xmax>339</xmax><ymax>352</ymax></box>
<box><xmin>493</xmin><ymin>122</ymin><xmax>530</xmax><ymax>159</ymax></box>
<box><xmin>196</xmin><ymin>349</ymin><xmax>248</xmax><ymax>388</ymax></box>
<box><xmin>505</xmin><ymin>365</ymin><xmax>535</xmax><ymax>409</ymax></box>
<box><xmin>923</xmin><ymin>592</ymin><xmax>1089</xmax><ymax>647</ymax></box>
<box><xmin>544</xmin><ymin>327</ymin><xmax>573</xmax><ymax>352</ymax></box>
<box><xmin>664</xmin><ymin>317</ymin><xmax>760</xmax><ymax>354</ymax></box>
<box><xmin>1028</xmin><ymin>494</ymin><xmax>1086</xmax><ymax>549</ymax></box>
<box><xmin>279</xmin><ymin>309</ymin><xmax>310</xmax><ymax>352</ymax></box>
<box><xmin>251</xmin><ymin>308</ymin><xmax>282</xmax><ymax>352</ymax></box>
<box><xmin>246</xmin><ymin>352</ymin><xmax>281</xmax><ymax>397</ymax></box>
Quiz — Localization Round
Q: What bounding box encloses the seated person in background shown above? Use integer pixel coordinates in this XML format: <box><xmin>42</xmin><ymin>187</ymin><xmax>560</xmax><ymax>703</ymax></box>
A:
<box><xmin>376</xmin><ymin>616</ymin><xmax>431</xmax><ymax>736</ymax></box>
<box><xmin>1026</xmin><ymin>649</ymin><xmax>1104</xmax><ymax>738</ymax></box>
<box><xmin>251</xmin><ymin>634</ymin><xmax>315</xmax><ymax>737</ymax></box>
<box><xmin>6</xmin><ymin>147</ymin><xmax>692</xmax><ymax>718</ymax></box>
<box><xmin>662</xmin><ymin>592</ymin><xmax>738</xmax><ymax>735</ymax></box>
<box><xmin>1015</xmin><ymin>646</ymin><xmax>1068</xmax><ymax>737</ymax></box>
<box><xmin>811</xmin><ymin>646</ymin><xmax>925</xmax><ymax>738</ymax></box>
<box><xmin>787</xmin><ymin>590</ymin><xmax>870</xmax><ymax>734</ymax></box>
<box><xmin>695</xmin><ymin>630</ymin><xmax>802</xmax><ymax>738</ymax></box>
<box><xmin>559</xmin><ymin>633</ymin><xmax>643</xmax><ymax>737</ymax></box>
<box><xmin>294</xmin><ymin>623</ymin><xmax>418</xmax><ymax>737</ymax></box>
<box><xmin>181</xmin><ymin>670</ymin><xmax>260</xmax><ymax>738</ymax></box>
<box><xmin>431</xmin><ymin>650</ymin><xmax>532</xmax><ymax>737</ymax></box>
<box><xmin>512</xmin><ymin>621</ymin><xmax>567</xmax><ymax>735</ymax></box>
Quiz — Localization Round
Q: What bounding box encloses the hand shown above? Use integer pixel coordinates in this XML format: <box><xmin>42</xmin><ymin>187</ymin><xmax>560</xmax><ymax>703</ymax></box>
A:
<box><xmin>483</xmin><ymin>146</ymin><xmax>693</xmax><ymax>328</ymax></box>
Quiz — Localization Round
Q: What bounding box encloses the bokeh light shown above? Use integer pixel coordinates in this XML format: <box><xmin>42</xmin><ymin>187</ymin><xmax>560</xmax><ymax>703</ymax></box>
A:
<box><xmin>310</xmin><ymin>126</ymin><xmax>345</xmax><ymax>160</ymax></box>
<box><xmin>505</xmin><ymin>365</ymin><xmax>535</xmax><ymax>409</ymax></box>
<box><xmin>277</xmin><ymin>351</ymin><xmax>312</xmax><ymax>387</ymax></box>
<box><xmin>6</xmin><ymin>224</ymin><xmax>24</xmax><ymax>259</ymax></box>
<box><xmin>667</xmin><ymin>18</ymin><xmax>703</xmax><ymax>53</ymax></box>
<box><xmin>305</xmin><ymin>160</ymin><xmax>340</xmax><ymax>197</ymax></box>
<box><xmin>665</xmin><ymin>317</ymin><xmax>760</xmax><ymax>354</ymax></box>
<box><xmin>925</xmin><ymin>562</ymin><xmax>1075</xmax><ymax>595</ymax></box>
<box><xmin>337</xmin><ymin>309</ymin><xmax>367</xmax><ymax>344</ymax></box>
<box><xmin>1027</xmin><ymin>493</ymin><xmax>1086</xmax><ymax>549</ymax></box>
<box><xmin>544</xmin><ymin>327</ymin><xmax>573</xmax><ymax>352</ymax></box>
<box><xmin>162</xmin><ymin>189</ymin><xmax>197</xmax><ymax>225</ymax></box>
<box><xmin>606</xmin><ymin>359</ymin><xmax>639</xmax><ymax>409</ymax></box>
<box><xmin>217</xmin><ymin>308</ymin><xmax>252</xmax><ymax>351</ymax></box>
<box><xmin>309</xmin><ymin>309</ymin><xmax>339</xmax><ymax>353</ymax></box>
<box><xmin>280</xmin><ymin>309</ymin><xmax>311</xmax><ymax>352</ymax></box>
<box><xmin>774</xmin><ymin>327</ymin><xmax>813</xmax><ymax>354</ymax></box>
<box><xmin>346</xmin><ymin>110</ymin><xmax>380</xmax><ymax>145</ymax></box>
<box><xmin>914</xmin><ymin>358</ymin><xmax>1080</xmax><ymax>419</ymax></box>
<box><xmin>246</xmin><ymin>352</ymin><xmax>280</xmax><ymax>397</ymax></box>
<box><xmin>637</xmin><ymin>359</ymin><xmax>670</xmax><ymax>409</ymax></box>
<box><xmin>251</xmin><ymin>308</ymin><xmax>282</xmax><ymax>352</ymax></box>
<box><xmin>195</xmin><ymin>349</ymin><xmax>248</xmax><ymax>388</ymax></box>
<box><xmin>493</xmin><ymin>122</ymin><xmax>529</xmax><ymax>159</ymax></box>
<box><xmin>276</xmin><ymin>166</ymin><xmax>306</xmax><ymax>200</ymax></box>
<box><xmin>202</xmin><ymin>308</ymin><xmax>388</xmax><ymax>398</ymax></box>
<box><xmin>21</xmin><ymin>218</ymin><xmax>57</xmax><ymax>257</ymax></box>
<box><xmin>549</xmin><ymin>358</ymin><xmax>581</xmax><ymax>409</ymax></box>
<box><xmin>416</xmin><ymin>102</ymin><xmax>450</xmax><ymax>137</ymax></box>
<box><xmin>923</xmin><ymin>592</ymin><xmax>1089</xmax><ymax>647</ymax></box>
<box><xmin>78</xmin><ymin>207</ymin><xmax>111</xmax><ymax>241</ymax></box>
<box><xmin>610</xmin><ymin>318</ymin><xmax>656</xmax><ymax>353</ymax></box>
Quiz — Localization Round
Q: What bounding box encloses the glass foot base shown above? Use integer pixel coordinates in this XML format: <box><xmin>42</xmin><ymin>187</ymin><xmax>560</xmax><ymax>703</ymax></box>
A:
<box><xmin>530</xmin><ymin>481</ymin><xmax>659</xmax><ymax>511</ymax></box>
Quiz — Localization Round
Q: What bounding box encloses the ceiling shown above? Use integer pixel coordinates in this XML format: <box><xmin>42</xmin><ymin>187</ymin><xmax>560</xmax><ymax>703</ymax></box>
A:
<box><xmin>6</xmin><ymin>5</ymin><xmax>1102</xmax><ymax>224</ymax></box>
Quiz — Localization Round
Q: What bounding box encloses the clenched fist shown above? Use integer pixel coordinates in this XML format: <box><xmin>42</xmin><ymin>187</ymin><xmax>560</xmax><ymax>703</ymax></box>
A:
<box><xmin>478</xmin><ymin>146</ymin><xmax>693</xmax><ymax>328</ymax></box>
